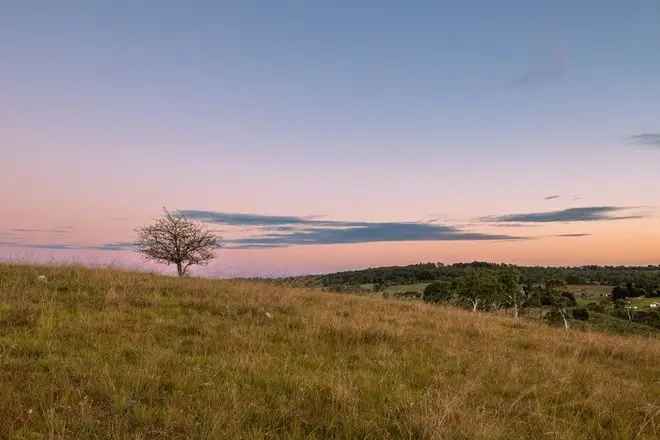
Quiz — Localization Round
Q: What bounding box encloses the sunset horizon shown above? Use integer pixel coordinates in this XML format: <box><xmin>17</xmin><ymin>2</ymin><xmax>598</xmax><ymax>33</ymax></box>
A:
<box><xmin>3</xmin><ymin>1</ymin><xmax>659</xmax><ymax>276</ymax></box>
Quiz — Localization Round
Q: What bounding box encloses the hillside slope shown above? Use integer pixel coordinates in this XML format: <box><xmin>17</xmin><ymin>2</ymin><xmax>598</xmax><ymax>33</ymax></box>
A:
<box><xmin>0</xmin><ymin>264</ymin><xmax>659</xmax><ymax>439</ymax></box>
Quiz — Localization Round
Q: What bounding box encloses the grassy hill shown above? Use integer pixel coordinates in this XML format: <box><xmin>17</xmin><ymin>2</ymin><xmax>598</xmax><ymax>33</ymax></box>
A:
<box><xmin>1</xmin><ymin>264</ymin><xmax>659</xmax><ymax>439</ymax></box>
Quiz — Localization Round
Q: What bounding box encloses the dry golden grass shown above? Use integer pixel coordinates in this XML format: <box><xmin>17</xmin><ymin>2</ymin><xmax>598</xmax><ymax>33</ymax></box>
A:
<box><xmin>0</xmin><ymin>263</ymin><xmax>659</xmax><ymax>439</ymax></box>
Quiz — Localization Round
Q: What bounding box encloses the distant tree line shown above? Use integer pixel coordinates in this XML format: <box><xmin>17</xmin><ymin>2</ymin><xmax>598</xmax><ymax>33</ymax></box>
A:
<box><xmin>283</xmin><ymin>262</ymin><xmax>660</xmax><ymax>332</ymax></box>
<box><xmin>421</xmin><ymin>269</ymin><xmax>660</xmax><ymax>331</ymax></box>
<box><xmin>421</xmin><ymin>269</ymin><xmax>582</xmax><ymax>328</ymax></box>
<box><xmin>297</xmin><ymin>262</ymin><xmax>660</xmax><ymax>292</ymax></box>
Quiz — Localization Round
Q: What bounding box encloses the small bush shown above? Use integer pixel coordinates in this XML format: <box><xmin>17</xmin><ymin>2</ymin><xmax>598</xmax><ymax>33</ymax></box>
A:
<box><xmin>572</xmin><ymin>307</ymin><xmax>590</xmax><ymax>321</ymax></box>
<box><xmin>586</xmin><ymin>302</ymin><xmax>605</xmax><ymax>313</ymax></box>
<box><xmin>632</xmin><ymin>310</ymin><xmax>660</xmax><ymax>329</ymax></box>
<box><xmin>644</xmin><ymin>289</ymin><xmax>660</xmax><ymax>298</ymax></box>
<box><xmin>545</xmin><ymin>310</ymin><xmax>565</xmax><ymax>326</ymax></box>
<box><xmin>423</xmin><ymin>281</ymin><xmax>452</xmax><ymax>303</ymax></box>
<box><xmin>560</xmin><ymin>292</ymin><xmax>577</xmax><ymax>307</ymax></box>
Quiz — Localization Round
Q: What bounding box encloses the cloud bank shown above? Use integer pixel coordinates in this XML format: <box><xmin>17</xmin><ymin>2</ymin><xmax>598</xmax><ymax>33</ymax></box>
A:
<box><xmin>482</xmin><ymin>206</ymin><xmax>643</xmax><ymax>223</ymax></box>
<box><xmin>180</xmin><ymin>210</ymin><xmax>523</xmax><ymax>248</ymax></box>
<box><xmin>6</xmin><ymin>205</ymin><xmax>640</xmax><ymax>252</ymax></box>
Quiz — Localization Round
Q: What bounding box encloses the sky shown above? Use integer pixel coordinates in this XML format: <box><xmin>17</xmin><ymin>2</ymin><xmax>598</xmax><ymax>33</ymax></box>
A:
<box><xmin>2</xmin><ymin>1</ymin><xmax>660</xmax><ymax>277</ymax></box>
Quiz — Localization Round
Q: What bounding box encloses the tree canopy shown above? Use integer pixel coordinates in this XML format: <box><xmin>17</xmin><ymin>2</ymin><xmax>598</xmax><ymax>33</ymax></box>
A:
<box><xmin>135</xmin><ymin>210</ymin><xmax>219</xmax><ymax>277</ymax></box>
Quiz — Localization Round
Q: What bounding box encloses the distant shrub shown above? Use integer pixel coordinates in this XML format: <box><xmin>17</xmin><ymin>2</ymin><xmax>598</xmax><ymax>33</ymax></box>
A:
<box><xmin>423</xmin><ymin>281</ymin><xmax>453</xmax><ymax>303</ymax></box>
<box><xmin>560</xmin><ymin>292</ymin><xmax>577</xmax><ymax>307</ymax></box>
<box><xmin>586</xmin><ymin>302</ymin><xmax>605</xmax><ymax>313</ymax></box>
<box><xmin>572</xmin><ymin>307</ymin><xmax>590</xmax><ymax>321</ymax></box>
<box><xmin>544</xmin><ymin>310</ymin><xmax>565</xmax><ymax>326</ymax></box>
<box><xmin>629</xmin><ymin>310</ymin><xmax>660</xmax><ymax>329</ymax></box>
<box><xmin>539</xmin><ymin>291</ymin><xmax>554</xmax><ymax>306</ymax></box>
<box><xmin>612</xmin><ymin>283</ymin><xmax>649</xmax><ymax>300</ymax></box>
<box><xmin>631</xmin><ymin>287</ymin><xmax>647</xmax><ymax>298</ymax></box>
<box><xmin>566</xmin><ymin>275</ymin><xmax>586</xmax><ymax>285</ymax></box>
<box><xmin>644</xmin><ymin>289</ymin><xmax>660</xmax><ymax>298</ymax></box>
<box><xmin>611</xmin><ymin>285</ymin><xmax>628</xmax><ymax>300</ymax></box>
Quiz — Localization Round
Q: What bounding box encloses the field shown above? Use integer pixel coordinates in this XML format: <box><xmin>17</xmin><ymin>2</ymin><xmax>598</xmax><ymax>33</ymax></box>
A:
<box><xmin>629</xmin><ymin>297</ymin><xmax>660</xmax><ymax>309</ymax></box>
<box><xmin>383</xmin><ymin>283</ymin><xmax>430</xmax><ymax>296</ymax></box>
<box><xmin>1</xmin><ymin>264</ymin><xmax>659</xmax><ymax>439</ymax></box>
<box><xmin>565</xmin><ymin>284</ymin><xmax>612</xmax><ymax>301</ymax></box>
<box><xmin>563</xmin><ymin>285</ymin><xmax>660</xmax><ymax>312</ymax></box>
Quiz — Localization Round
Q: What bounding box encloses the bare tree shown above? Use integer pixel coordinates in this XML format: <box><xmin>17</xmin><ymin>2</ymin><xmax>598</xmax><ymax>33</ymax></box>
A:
<box><xmin>135</xmin><ymin>209</ymin><xmax>219</xmax><ymax>277</ymax></box>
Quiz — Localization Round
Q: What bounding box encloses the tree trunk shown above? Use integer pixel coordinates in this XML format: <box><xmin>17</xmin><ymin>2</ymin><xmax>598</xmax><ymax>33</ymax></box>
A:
<box><xmin>560</xmin><ymin>309</ymin><xmax>569</xmax><ymax>330</ymax></box>
<box><xmin>513</xmin><ymin>303</ymin><xmax>519</xmax><ymax>319</ymax></box>
<box><xmin>472</xmin><ymin>299</ymin><xmax>479</xmax><ymax>312</ymax></box>
<box><xmin>176</xmin><ymin>262</ymin><xmax>184</xmax><ymax>277</ymax></box>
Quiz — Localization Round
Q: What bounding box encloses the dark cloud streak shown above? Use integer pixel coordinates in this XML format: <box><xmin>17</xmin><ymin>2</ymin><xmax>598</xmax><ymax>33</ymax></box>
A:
<box><xmin>180</xmin><ymin>210</ymin><xmax>524</xmax><ymax>249</ymax></box>
<box><xmin>179</xmin><ymin>210</ymin><xmax>347</xmax><ymax>227</ymax></box>
<box><xmin>226</xmin><ymin>224</ymin><xmax>522</xmax><ymax>249</ymax></box>
<box><xmin>87</xmin><ymin>242</ymin><xmax>136</xmax><ymax>251</ymax></box>
<box><xmin>482</xmin><ymin>207</ymin><xmax>643</xmax><ymax>223</ymax></box>
<box><xmin>629</xmin><ymin>133</ymin><xmax>660</xmax><ymax>147</ymax></box>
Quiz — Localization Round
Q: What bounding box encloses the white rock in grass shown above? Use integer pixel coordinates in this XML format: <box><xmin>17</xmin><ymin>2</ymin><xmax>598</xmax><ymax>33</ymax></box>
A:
<box><xmin>37</xmin><ymin>275</ymin><xmax>47</xmax><ymax>282</ymax></box>
<box><xmin>265</xmin><ymin>312</ymin><xmax>273</xmax><ymax>319</ymax></box>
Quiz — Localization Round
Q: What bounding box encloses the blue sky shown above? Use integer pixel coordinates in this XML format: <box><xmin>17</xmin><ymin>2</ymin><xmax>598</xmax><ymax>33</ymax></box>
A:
<box><xmin>2</xmin><ymin>1</ymin><xmax>659</xmax><ymax>275</ymax></box>
<box><xmin>4</xmin><ymin>1</ymin><xmax>660</xmax><ymax>154</ymax></box>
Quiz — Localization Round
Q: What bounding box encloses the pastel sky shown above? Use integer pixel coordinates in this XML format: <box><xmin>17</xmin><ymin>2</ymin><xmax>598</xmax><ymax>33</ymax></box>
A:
<box><xmin>2</xmin><ymin>1</ymin><xmax>659</xmax><ymax>276</ymax></box>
